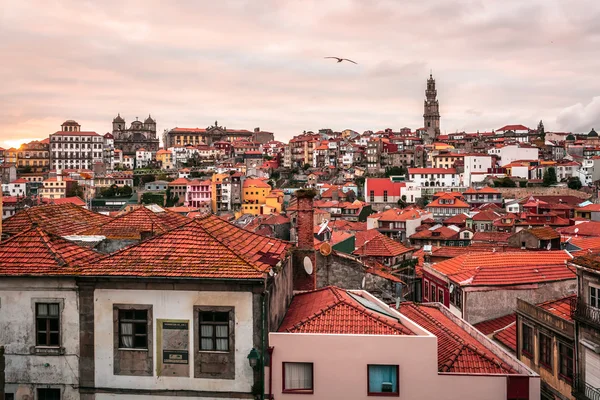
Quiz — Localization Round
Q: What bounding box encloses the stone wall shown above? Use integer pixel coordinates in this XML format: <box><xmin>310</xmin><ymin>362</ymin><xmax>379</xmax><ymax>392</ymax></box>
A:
<box><xmin>497</xmin><ymin>187</ymin><xmax>590</xmax><ymax>200</ymax></box>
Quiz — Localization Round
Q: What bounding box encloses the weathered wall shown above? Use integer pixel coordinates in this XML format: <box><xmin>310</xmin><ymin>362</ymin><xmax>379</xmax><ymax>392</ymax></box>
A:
<box><xmin>94</xmin><ymin>288</ymin><xmax>255</xmax><ymax>394</ymax></box>
<box><xmin>497</xmin><ymin>187</ymin><xmax>590</xmax><ymax>200</ymax></box>
<box><xmin>465</xmin><ymin>279</ymin><xmax>577</xmax><ymax>324</ymax></box>
<box><xmin>268</xmin><ymin>257</ymin><xmax>294</xmax><ymax>332</ymax></box>
<box><xmin>507</xmin><ymin>231</ymin><xmax>540</xmax><ymax>249</ymax></box>
<box><xmin>0</xmin><ymin>278</ymin><xmax>80</xmax><ymax>400</ymax></box>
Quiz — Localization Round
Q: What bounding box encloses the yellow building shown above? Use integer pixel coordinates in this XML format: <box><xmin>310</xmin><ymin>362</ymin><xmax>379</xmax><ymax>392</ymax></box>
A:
<box><xmin>211</xmin><ymin>173</ymin><xmax>230</xmax><ymax>213</ymax></box>
<box><xmin>264</xmin><ymin>189</ymin><xmax>283</xmax><ymax>214</ymax></box>
<box><xmin>156</xmin><ymin>149</ymin><xmax>173</xmax><ymax>170</ymax></box>
<box><xmin>39</xmin><ymin>176</ymin><xmax>76</xmax><ymax>200</ymax></box>
<box><xmin>240</xmin><ymin>179</ymin><xmax>273</xmax><ymax>216</ymax></box>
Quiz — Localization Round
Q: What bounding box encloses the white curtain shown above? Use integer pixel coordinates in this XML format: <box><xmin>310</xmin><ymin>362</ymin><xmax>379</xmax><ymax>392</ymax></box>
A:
<box><xmin>216</xmin><ymin>325</ymin><xmax>228</xmax><ymax>351</ymax></box>
<box><xmin>285</xmin><ymin>363</ymin><xmax>313</xmax><ymax>390</ymax></box>
<box><xmin>37</xmin><ymin>304</ymin><xmax>48</xmax><ymax>316</ymax></box>
<box><xmin>120</xmin><ymin>323</ymin><xmax>134</xmax><ymax>348</ymax></box>
<box><xmin>49</xmin><ymin>304</ymin><xmax>59</xmax><ymax>316</ymax></box>
<box><xmin>201</xmin><ymin>325</ymin><xmax>213</xmax><ymax>350</ymax></box>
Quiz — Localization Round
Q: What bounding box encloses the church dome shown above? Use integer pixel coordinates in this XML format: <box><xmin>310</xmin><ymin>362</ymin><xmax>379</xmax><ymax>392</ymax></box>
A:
<box><xmin>62</xmin><ymin>119</ymin><xmax>79</xmax><ymax>126</ymax></box>
<box><xmin>144</xmin><ymin>114</ymin><xmax>155</xmax><ymax>124</ymax></box>
<box><xmin>589</xmin><ymin>128</ymin><xmax>598</xmax><ymax>138</ymax></box>
<box><xmin>566</xmin><ymin>133</ymin><xmax>575</xmax><ymax>141</ymax></box>
<box><xmin>113</xmin><ymin>113</ymin><xmax>125</xmax><ymax>123</ymax></box>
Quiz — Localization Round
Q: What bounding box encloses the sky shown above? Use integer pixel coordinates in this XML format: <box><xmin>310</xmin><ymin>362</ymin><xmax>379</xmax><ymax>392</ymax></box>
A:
<box><xmin>1</xmin><ymin>0</ymin><xmax>600</xmax><ymax>148</ymax></box>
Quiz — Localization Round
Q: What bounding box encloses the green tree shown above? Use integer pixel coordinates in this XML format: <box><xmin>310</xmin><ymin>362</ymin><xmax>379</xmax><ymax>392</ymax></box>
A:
<box><xmin>385</xmin><ymin>166</ymin><xmax>406</xmax><ymax>177</ymax></box>
<box><xmin>270</xmin><ymin>171</ymin><xmax>280</xmax><ymax>181</ymax></box>
<box><xmin>543</xmin><ymin>167</ymin><xmax>557</xmax><ymax>187</ymax></box>
<box><xmin>100</xmin><ymin>185</ymin><xmax>117</xmax><ymax>198</ymax></box>
<box><xmin>66</xmin><ymin>182</ymin><xmax>84</xmax><ymax>198</ymax></box>
<box><xmin>519</xmin><ymin>180</ymin><xmax>528</xmax><ymax>188</ymax></box>
<box><xmin>141</xmin><ymin>192</ymin><xmax>164</xmax><ymax>207</ymax></box>
<box><xmin>493</xmin><ymin>177</ymin><xmax>517</xmax><ymax>187</ymax></box>
<box><xmin>568</xmin><ymin>176</ymin><xmax>582</xmax><ymax>190</ymax></box>
<box><xmin>303</xmin><ymin>163</ymin><xmax>311</xmax><ymax>171</ymax></box>
<box><xmin>538</xmin><ymin>120</ymin><xmax>545</xmax><ymax>141</ymax></box>
<box><xmin>118</xmin><ymin>185</ymin><xmax>133</xmax><ymax>197</ymax></box>
<box><xmin>165</xmin><ymin>187</ymin><xmax>179</xmax><ymax>207</ymax></box>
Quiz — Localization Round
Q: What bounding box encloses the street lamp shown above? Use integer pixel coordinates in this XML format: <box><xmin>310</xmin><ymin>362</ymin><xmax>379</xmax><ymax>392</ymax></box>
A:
<box><xmin>247</xmin><ymin>348</ymin><xmax>260</xmax><ymax>369</ymax></box>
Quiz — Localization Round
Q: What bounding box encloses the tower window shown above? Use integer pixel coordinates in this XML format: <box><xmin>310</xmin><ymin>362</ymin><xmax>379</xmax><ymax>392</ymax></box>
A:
<box><xmin>428</xmin><ymin>122</ymin><xmax>431</xmax><ymax>127</ymax></box>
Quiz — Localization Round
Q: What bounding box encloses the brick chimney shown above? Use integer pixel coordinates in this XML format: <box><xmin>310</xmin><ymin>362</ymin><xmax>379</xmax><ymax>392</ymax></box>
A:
<box><xmin>292</xmin><ymin>189</ymin><xmax>317</xmax><ymax>291</ymax></box>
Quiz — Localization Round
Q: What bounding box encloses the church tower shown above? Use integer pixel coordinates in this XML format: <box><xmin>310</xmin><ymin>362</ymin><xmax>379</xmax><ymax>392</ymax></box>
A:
<box><xmin>423</xmin><ymin>73</ymin><xmax>440</xmax><ymax>143</ymax></box>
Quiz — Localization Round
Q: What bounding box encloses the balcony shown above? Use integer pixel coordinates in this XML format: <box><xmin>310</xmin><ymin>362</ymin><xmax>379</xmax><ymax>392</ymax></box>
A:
<box><xmin>573</xmin><ymin>374</ymin><xmax>600</xmax><ymax>400</ymax></box>
<box><xmin>571</xmin><ymin>298</ymin><xmax>600</xmax><ymax>330</ymax></box>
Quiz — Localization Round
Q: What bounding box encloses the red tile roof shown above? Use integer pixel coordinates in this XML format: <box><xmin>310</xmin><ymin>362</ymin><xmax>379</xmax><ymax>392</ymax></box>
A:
<box><xmin>493</xmin><ymin>323</ymin><xmax>517</xmax><ymax>352</ymax></box>
<box><xmin>398</xmin><ymin>303</ymin><xmax>516</xmax><ymax>374</ymax></box>
<box><xmin>2</xmin><ymin>203</ymin><xmax>112</xmax><ymax>237</ymax></box>
<box><xmin>365</xmin><ymin>178</ymin><xmax>405</xmax><ymax>197</ymax></box>
<box><xmin>47</xmin><ymin>196</ymin><xmax>87</xmax><ymax>207</ymax></box>
<box><xmin>576</xmin><ymin>203</ymin><xmax>600</xmax><ymax>212</ymax></box>
<box><xmin>558</xmin><ymin>221</ymin><xmax>600</xmax><ymax>237</ymax></box>
<box><xmin>473</xmin><ymin>314</ymin><xmax>516</xmax><ymax>335</ymax></box>
<box><xmin>497</xmin><ymin>124</ymin><xmax>529</xmax><ymax>131</ymax></box>
<box><xmin>81</xmin><ymin>206</ymin><xmax>190</xmax><ymax>239</ymax></box>
<box><xmin>80</xmin><ymin>215</ymin><xmax>290</xmax><ymax>279</ymax></box>
<box><xmin>0</xmin><ymin>227</ymin><xmax>101</xmax><ymax>276</ymax></box>
<box><xmin>243</xmin><ymin>179</ymin><xmax>271</xmax><ymax>189</ymax></box>
<box><xmin>353</xmin><ymin>233</ymin><xmax>412</xmax><ymax>257</ymax></box>
<box><xmin>370</xmin><ymin>207</ymin><xmax>429</xmax><ymax>222</ymax></box>
<box><xmin>408</xmin><ymin>168</ymin><xmax>457</xmax><ymax>174</ymax></box>
<box><xmin>537</xmin><ymin>295</ymin><xmax>576</xmax><ymax>322</ymax></box>
<box><xmin>430</xmin><ymin>251</ymin><xmax>575</xmax><ymax>286</ymax></box>
<box><xmin>472</xmin><ymin>210</ymin><xmax>501</xmax><ymax>221</ymax></box>
<box><xmin>527</xmin><ymin>226</ymin><xmax>560</xmax><ymax>240</ymax></box>
<box><xmin>427</xmin><ymin>195</ymin><xmax>470</xmax><ymax>209</ymax></box>
<box><xmin>410</xmin><ymin>226</ymin><xmax>460</xmax><ymax>240</ymax></box>
<box><xmin>471</xmin><ymin>232</ymin><xmax>511</xmax><ymax>244</ymax></box>
<box><xmin>354</xmin><ymin>229</ymin><xmax>384</xmax><ymax>249</ymax></box>
<box><xmin>443</xmin><ymin>213</ymin><xmax>468</xmax><ymax>225</ymax></box>
<box><xmin>278</xmin><ymin>287</ymin><xmax>414</xmax><ymax>335</ymax></box>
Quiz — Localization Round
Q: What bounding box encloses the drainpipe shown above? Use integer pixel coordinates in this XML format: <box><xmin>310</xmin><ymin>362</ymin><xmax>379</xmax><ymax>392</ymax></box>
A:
<box><xmin>268</xmin><ymin>346</ymin><xmax>274</xmax><ymax>400</ymax></box>
<box><xmin>261</xmin><ymin>291</ymin><xmax>266</xmax><ymax>400</ymax></box>
<box><xmin>0</xmin><ymin>346</ymin><xmax>5</xmax><ymax>399</ymax></box>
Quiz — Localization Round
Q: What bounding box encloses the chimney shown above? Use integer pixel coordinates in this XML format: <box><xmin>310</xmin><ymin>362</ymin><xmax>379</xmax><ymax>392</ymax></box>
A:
<box><xmin>293</xmin><ymin>189</ymin><xmax>317</xmax><ymax>291</ymax></box>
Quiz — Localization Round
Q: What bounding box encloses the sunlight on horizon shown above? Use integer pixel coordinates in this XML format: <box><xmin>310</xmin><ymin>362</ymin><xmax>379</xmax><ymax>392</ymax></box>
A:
<box><xmin>2</xmin><ymin>138</ymin><xmax>42</xmax><ymax>149</ymax></box>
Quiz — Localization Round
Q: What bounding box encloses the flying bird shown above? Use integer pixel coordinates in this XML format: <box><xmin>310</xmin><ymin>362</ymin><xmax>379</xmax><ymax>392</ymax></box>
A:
<box><xmin>325</xmin><ymin>57</ymin><xmax>357</xmax><ymax>64</ymax></box>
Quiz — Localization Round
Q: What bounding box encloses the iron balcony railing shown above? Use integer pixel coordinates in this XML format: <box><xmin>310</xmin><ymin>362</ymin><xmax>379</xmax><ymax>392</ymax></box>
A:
<box><xmin>573</xmin><ymin>373</ymin><xmax>600</xmax><ymax>400</ymax></box>
<box><xmin>571</xmin><ymin>298</ymin><xmax>600</xmax><ymax>330</ymax></box>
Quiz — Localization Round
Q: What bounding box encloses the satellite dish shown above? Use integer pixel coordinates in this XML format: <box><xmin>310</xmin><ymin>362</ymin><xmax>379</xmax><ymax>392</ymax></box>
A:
<box><xmin>449</xmin><ymin>284</ymin><xmax>455</xmax><ymax>293</ymax></box>
<box><xmin>303</xmin><ymin>257</ymin><xmax>313</xmax><ymax>275</ymax></box>
<box><xmin>547</xmin><ymin>242</ymin><xmax>552</xmax><ymax>251</ymax></box>
<box><xmin>319</xmin><ymin>242</ymin><xmax>332</xmax><ymax>257</ymax></box>
<box><xmin>574</xmin><ymin>228</ymin><xmax>579</xmax><ymax>234</ymax></box>
<box><xmin>268</xmin><ymin>269</ymin><xmax>274</xmax><ymax>277</ymax></box>
<box><xmin>361</xmin><ymin>276</ymin><xmax>366</xmax><ymax>289</ymax></box>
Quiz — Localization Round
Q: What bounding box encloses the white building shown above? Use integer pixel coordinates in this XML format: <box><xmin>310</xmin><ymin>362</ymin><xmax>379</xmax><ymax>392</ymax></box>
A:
<box><xmin>2</xmin><ymin>178</ymin><xmax>28</xmax><ymax>197</ymax></box>
<box><xmin>122</xmin><ymin>155</ymin><xmax>134</xmax><ymax>170</ymax></box>
<box><xmin>490</xmin><ymin>144</ymin><xmax>539</xmax><ymax>167</ymax></box>
<box><xmin>462</xmin><ymin>154</ymin><xmax>493</xmax><ymax>186</ymax></box>
<box><xmin>135</xmin><ymin>148</ymin><xmax>152</xmax><ymax>169</ymax></box>
<box><xmin>103</xmin><ymin>133</ymin><xmax>115</xmax><ymax>170</ymax></box>
<box><xmin>407</xmin><ymin>168</ymin><xmax>459</xmax><ymax>188</ymax></box>
<box><xmin>576</xmin><ymin>158</ymin><xmax>600</xmax><ymax>186</ymax></box>
<box><xmin>50</xmin><ymin>120</ymin><xmax>104</xmax><ymax>171</ymax></box>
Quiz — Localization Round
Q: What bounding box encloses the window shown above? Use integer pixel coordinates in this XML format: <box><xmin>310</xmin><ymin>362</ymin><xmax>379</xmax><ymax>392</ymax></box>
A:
<box><xmin>438</xmin><ymin>288</ymin><xmax>444</xmax><ymax>305</ymax></box>
<box><xmin>430</xmin><ymin>284</ymin><xmax>437</xmax><ymax>302</ymax></box>
<box><xmin>283</xmin><ymin>362</ymin><xmax>314</xmax><ymax>393</ymax></box>
<box><xmin>368</xmin><ymin>364</ymin><xmax>399</xmax><ymax>396</ymax></box>
<box><xmin>37</xmin><ymin>388</ymin><xmax>60</xmax><ymax>400</ymax></box>
<box><xmin>118</xmin><ymin>309</ymin><xmax>148</xmax><ymax>349</ymax></box>
<box><xmin>36</xmin><ymin>303</ymin><xmax>60</xmax><ymax>346</ymax></box>
<box><xmin>199</xmin><ymin>311</ymin><xmax>229</xmax><ymax>351</ymax></box>
<box><xmin>559</xmin><ymin>342</ymin><xmax>573</xmax><ymax>382</ymax></box>
<box><xmin>423</xmin><ymin>280</ymin><xmax>429</xmax><ymax>299</ymax></box>
<box><xmin>370</xmin><ymin>190</ymin><xmax>375</xmax><ymax>202</ymax></box>
<box><xmin>5</xmin><ymin>394</ymin><xmax>15</xmax><ymax>400</ymax></box>
<box><xmin>590</xmin><ymin>285</ymin><xmax>599</xmax><ymax>308</ymax></box>
<box><xmin>383</xmin><ymin>190</ymin><xmax>388</xmax><ymax>202</ymax></box>
<box><xmin>539</xmin><ymin>332</ymin><xmax>552</xmax><ymax>370</ymax></box>
<box><xmin>522</xmin><ymin>324</ymin><xmax>533</xmax><ymax>358</ymax></box>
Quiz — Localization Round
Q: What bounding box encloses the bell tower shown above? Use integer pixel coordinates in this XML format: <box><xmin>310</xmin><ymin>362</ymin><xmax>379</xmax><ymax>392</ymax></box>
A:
<box><xmin>423</xmin><ymin>73</ymin><xmax>441</xmax><ymax>143</ymax></box>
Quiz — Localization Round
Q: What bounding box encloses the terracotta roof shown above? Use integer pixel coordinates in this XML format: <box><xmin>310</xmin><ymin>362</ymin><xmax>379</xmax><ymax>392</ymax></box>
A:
<box><xmin>473</xmin><ymin>314</ymin><xmax>516</xmax><ymax>335</ymax></box>
<box><xmin>472</xmin><ymin>210</ymin><xmax>501</xmax><ymax>221</ymax></box>
<box><xmin>278</xmin><ymin>287</ymin><xmax>414</xmax><ymax>335</ymax></box>
<box><xmin>365</xmin><ymin>178</ymin><xmax>405</xmax><ymax>196</ymax></box>
<box><xmin>427</xmin><ymin>195</ymin><xmax>470</xmax><ymax>209</ymax></box>
<box><xmin>81</xmin><ymin>206</ymin><xmax>190</xmax><ymax>239</ymax></box>
<box><xmin>80</xmin><ymin>215</ymin><xmax>290</xmax><ymax>279</ymax></box>
<box><xmin>537</xmin><ymin>295</ymin><xmax>576</xmax><ymax>322</ymax></box>
<box><xmin>471</xmin><ymin>232</ymin><xmax>511</xmax><ymax>243</ymax></box>
<box><xmin>2</xmin><ymin>203</ymin><xmax>112</xmax><ymax>237</ymax></box>
<box><xmin>527</xmin><ymin>226</ymin><xmax>560</xmax><ymax>240</ymax></box>
<box><xmin>430</xmin><ymin>251</ymin><xmax>575</xmax><ymax>286</ymax></box>
<box><xmin>443</xmin><ymin>213</ymin><xmax>468</xmax><ymax>225</ymax></box>
<box><xmin>353</xmin><ymin>233</ymin><xmax>412</xmax><ymax>257</ymax></box>
<box><xmin>497</xmin><ymin>124</ymin><xmax>529</xmax><ymax>131</ymax></box>
<box><xmin>243</xmin><ymin>179</ymin><xmax>271</xmax><ymax>189</ymax></box>
<box><xmin>329</xmin><ymin>220</ymin><xmax>367</xmax><ymax>232</ymax></box>
<box><xmin>410</xmin><ymin>226</ymin><xmax>460</xmax><ymax>240</ymax></box>
<box><xmin>51</xmin><ymin>131</ymin><xmax>100</xmax><ymax>137</ymax></box>
<box><xmin>408</xmin><ymin>168</ymin><xmax>457</xmax><ymax>174</ymax></box>
<box><xmin>558</xmin><ymin>221</ymin><xmax>600</xmax><ymax>237</ymax></box>
<box><xmin>371</xmin><ymin>207</ymin><xmax>429</xmax><ymax>222</ymax></box>
<box><xmin>576</xmin><ymin>203</ymin><xmax>600</xmax><ymax>212</ymax></box>
<box><xmin>0</xmin><ymin>227</ymin><xmax>101</xmax><ymax>276</ymax></box>
<box><xmin>168</xmin><ymin>177</ymin><xmax>190</xmax><ymax>186</ymax></box>
<box><xmin>398</xmin><ymin>303</ymin><xmax>516</xmax><ymax>374</ymax></box>
<box><xmin>493</xmin><ymin>323</ymin><xmax>517</xmax><ymax>352</ymax></box>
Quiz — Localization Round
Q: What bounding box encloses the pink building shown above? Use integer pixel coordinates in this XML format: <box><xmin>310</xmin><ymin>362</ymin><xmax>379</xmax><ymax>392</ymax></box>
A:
<box><xmin>184</xmin><ymin>179</ymin><xmax>211</xmax><ymax>208</ymax></box>
<box><xmin>267</xmin><ymin>286</ymin><xmax>540</xmax><ymax>400</ymax></box>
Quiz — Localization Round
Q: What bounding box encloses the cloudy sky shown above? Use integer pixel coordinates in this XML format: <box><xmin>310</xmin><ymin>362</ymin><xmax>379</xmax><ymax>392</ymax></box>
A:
<box><xmin>1</xmin><ymin>0</ymin><xmax>600</xmax><ymax>148</ymax></box>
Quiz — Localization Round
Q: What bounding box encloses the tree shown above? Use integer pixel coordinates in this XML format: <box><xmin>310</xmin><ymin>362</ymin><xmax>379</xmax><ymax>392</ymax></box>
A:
<box><xmin>543</xmin><ymin>167</ymin><xmax>557</xmax><ymax>187</ymax></box>
<box><xmin>141</xmin><ymin>192</ymin><xmax>164</xmax><ymax>207</ymax></box>
<box><xmin>165</xmin><ymin>187</ymin><xmax>179</xmax><ymax>207</ymax></box>
<box><xmin>519</xmin><ymin>180</ymin><xmax>528</xmax><ymax>188</ymax></box>
<box><xmin>493</xmin><ymin>177</ymin><xmax>517</xmax><ymax>187</ymax></box>
<box><xmin>538</xmin><ymin>120</ymin><xmax>545</xmax><ymax>141</ymax></box>
<box><xmin>398</xmin><ymin>194</ymin><xmax>407</xmax><ymax>208</ymax></box>
<box><xmin>270</xmin><ymin>171</ymin><xmax>280</xmax><ymax>181</ymax></box>
<box><xmin>66</xmin><ymin>182</ymin><xmax>84</xmax><ymax>198</ymax></box>
<box><xmin>302</xmin><ymin>163</ymin><xmax>311</xmax><ymax>171</ymax></box>
<box><xmin>385</xmin><ymin>166</ymin><xmax>406</xmax><ymax>177</ymax></box>
<box><xmin>118</xmin><ymin>185</ymin><xmax>133</xmax><ymax>197</ymax></box>
<box><xmin>568</xmin><ymin>176</ymin><xmax>582</xmax><ymax>190</ymax></box>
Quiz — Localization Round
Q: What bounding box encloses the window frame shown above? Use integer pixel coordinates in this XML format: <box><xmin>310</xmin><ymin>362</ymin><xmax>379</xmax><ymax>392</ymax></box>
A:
<box><xmin>558</xmin><ymin>342</ymin><xmax>574</xmax><ymax>383</ymax></box>
<box><xmin>118</xmin><ymin>308</ymin><xmax>149</xmax><ymax>350</ymax></box>
<box><xmin>282</xmin><ymin>362</ymin><xmax>314</xmax><ymax>394</ymax></box>
<box><xmin>112</xmin><ymin>304</ymin><xmax>153</xmax><ymax>376</ymax></box>
<box><xmin>590</xmin><ymin>284</ymin><xmax>600</xmax><ymax>308</ymax></box>
<box><xmin>521</xmin><ymin>323</ymin><xmax>533</xmax><ymax>359</ymax></box>
<box><xmin>199</xmin><ymin>310</ymin><xmax>230</xmax><ymax>352</ymax></box>
<box><xmin>538</xmin><ymin>332</ymin><xmax>553</xmax><ymax>371</ymax></box>
<box><xmin>36</xmin><ymin>388</ymin><xmax>61</xmax><ymax>400</ymax></box>
<box><xmin>36</xmin><ymin>302</ymin><xmax>61</xmax><ymax>347</ymax></box>
<box><xmin>367</xmin><ymin>364</ymin><xmax>400</xmax><ymax>397</ymax></box>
